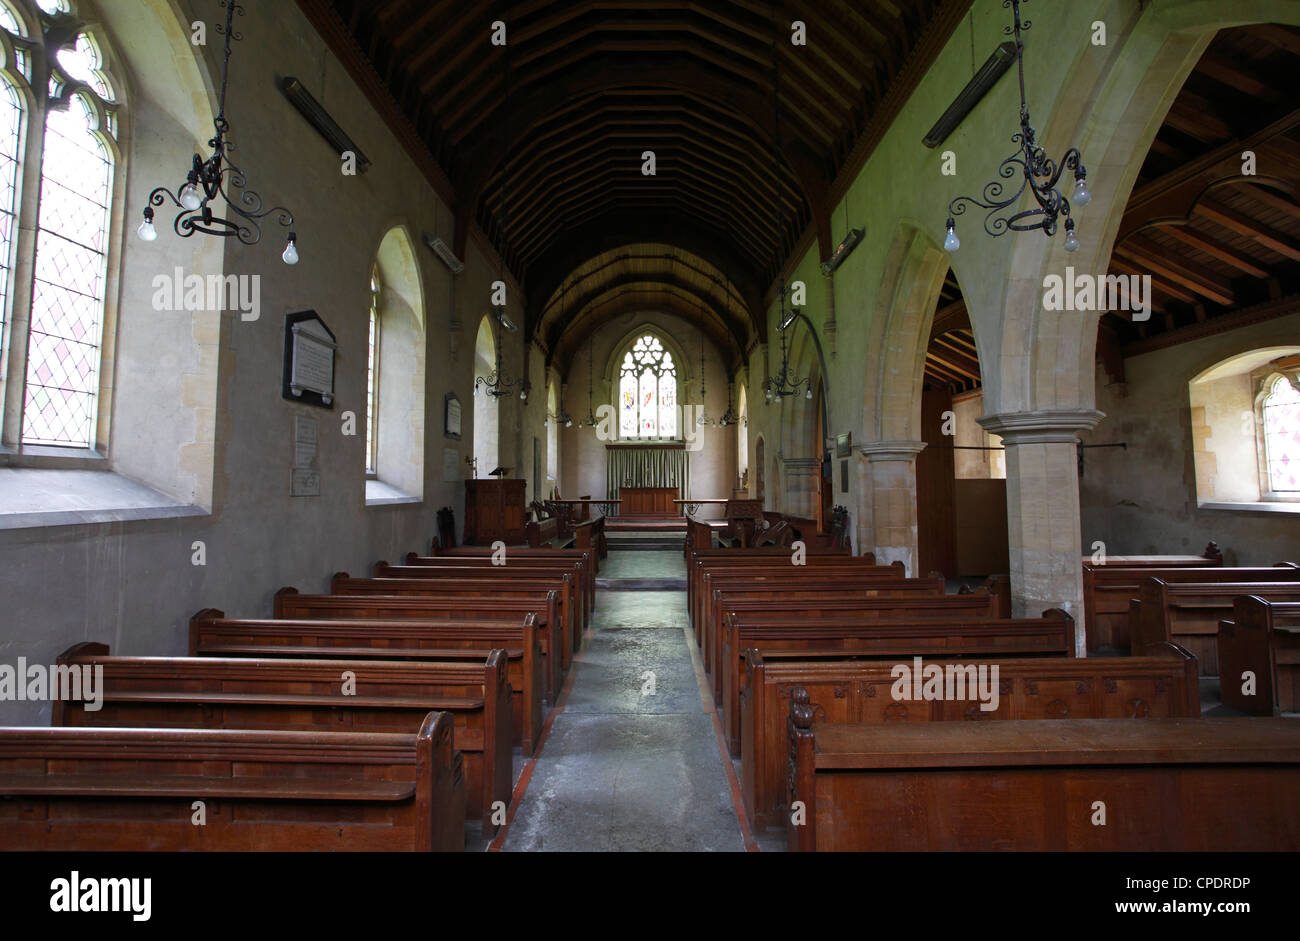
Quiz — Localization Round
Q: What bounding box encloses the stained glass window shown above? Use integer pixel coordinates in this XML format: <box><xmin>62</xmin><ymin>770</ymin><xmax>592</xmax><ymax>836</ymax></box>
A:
<box><xmin>618</xmin><ymin>334</ymin><xmax>677</xmax><ymax>439</ymax></box>
<box><xmin>365</xmin><ymin>268</ymin><xmax>379</xmax><ymax>474</ymax></box>
<box><xmin>1262</xmin><ymin>375</ymin><xmax>1300</xmax><ymax>494</ymax></box>
<box><xmin>24</xmin><ymin>90</ymin><xmax>113</xmax><ymax>447</ymax></box>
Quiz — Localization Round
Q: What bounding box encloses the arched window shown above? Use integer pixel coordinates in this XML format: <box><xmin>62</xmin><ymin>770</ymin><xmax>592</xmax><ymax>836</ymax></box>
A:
<box><xmin>618</xmin><ymin>334</ymin><xmax>677</xmax><ymax>439</ymax></box>
<box><xmin>365</xmin><ymin>266</ymin><xmax>380</xmax><ymax>475</ymax></box>
<box><xmin>1261</xmin><ymin>374</ymin><xmax>1300</xmax><ymax>495</ymax></box>
<box><xmin>546</xmin><ymin>379</ymin><xmax>557</xmax><ymax>482</ymax></box>
<box><xmin>737</xmin><ymin>384</ymin><xmax>748</xmax><ymax>487</ymax></box>
<box><xmin>1</xmin><ymin>16</ymin><xmax>120</xmax><ymax>449</ymax></box>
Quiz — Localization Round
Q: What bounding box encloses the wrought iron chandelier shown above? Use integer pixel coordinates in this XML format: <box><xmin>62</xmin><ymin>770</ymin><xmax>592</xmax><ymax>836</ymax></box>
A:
<box><xmin>943</xmin><ymin>0</ymin><xmax>1091</xmax><ymax>254</ymax></box>
<box><xmin>764</xmin><ymin>288</ymin><xmax>813</xmax><ymax>403</ymax></box>
<box><xmin>136</xmin><ymin>1</ymin><xmax>298</xmax><ymax>263</ymax></box>
<box><xmin>475</xmin><ymin>310</ymin><xmax>525</xmax><ymax>400</ymax></box>
<box><xmin>717</xmin><ymin>273</ymin><xmax>740</xmax><ymax>426</ymax></box>
<box><xmin>476</xmin><ymin>39</ymin><xmax>525</xmax><ymax>401</ymax></box>
<box><xmin>763</xmin><ymin>45</ymin><xmax>810</xmax><ymax>405</ymax></box>
<box><xmin>696</xmin><ymin>322</ymin><xmax>713</xmax><ymax>426</ymax></box>
<box><xmin>577</xmin><ymin>337</ymin><xmax>598</xmax><ymax>428</ymax></box>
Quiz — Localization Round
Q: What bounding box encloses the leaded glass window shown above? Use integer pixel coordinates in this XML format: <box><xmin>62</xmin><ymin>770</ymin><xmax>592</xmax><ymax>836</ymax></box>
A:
<box><xmin>0</xmin><ymin>76</ymin><xmax>21</xmax><ymax>378</ymax></box>
<box><xmin>618</xmin><ymin>334</ymin><xmax>677</xmax><ymax>439</ymax></box>
<box><xmin>24</xmin><ymin>90</ymin><xmax>113</xmax><ymax>447</ymax></box>
<box><xmin>1262</xmin><ymin>375</ymin><xmax>1300</xmax><ymax>494</ymax></box>
<box><xmin>18</xmin><ymin>24</ymin><xmax>117</xmax><ymax>448</ymax></box>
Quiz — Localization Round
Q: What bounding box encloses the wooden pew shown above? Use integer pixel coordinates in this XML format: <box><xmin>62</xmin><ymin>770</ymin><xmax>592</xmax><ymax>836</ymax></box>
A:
<box><xmin>54</xmin><ymin>642</ymin><xmax>512</xmax><ymax>835</ymax></box>
<box><xmin>527</xmin><ymin>516</ymin><xmax>571</xmax><ymax>548</ymax></box>
<box><xmin>196</xmin><ymin>607</ymin><xmax>545</xmax><ymax>755</ymax></box>
<box><xmin>375</xmin><ymin>557</ymin><xmax>592</xmax><ymax>647</ymax></box>
<box><xmin>299</xmin><ymin>580</ymin><xmax>565</xmax><ymax>695</ymax></box>
<box><xmin>0</xmin><ymin>711</ymin><xmax>466</xmax><ymax>851</ymax></box>
<box><xmin>1082</xmin><ymin>560</ymin><xmax>1293</xmax><ymax>652</ymax></box>
<box><xmin>711</xmin><ymin>590</ymin><xmax>1006</xmax><ymax>708</ymax></box>
<box><xmin>786</xmin><ymin>709</ymin><xmax>1300</xmax><ymax>851</ymax></box>
<box><xmin>700</xmin><ymin>573</ymin><xmax>946</xmax><ymax>676</ymax></box>
<box><xmin>701</xmin><ymin>573</ymin><xmax>1007</xmax><ymax>679</ymax></box>
<box><xmin>684</xmin><ymin>515</ymin><xmax>714</xmax><ymax>558</ymax></box>
<box><xmin>417</xmin><ymin>543</ymin><xmax>597</xmax><ymax>595</ymax></box>
<box><xmin>686</xmin><ymin>551</ymin><xmax>892</xmax><ymax>638</ymax></box>
<box><xmin>721</xmin><ymin>608</ymin><xmax>1077</xmax><ymax>755</ymax></box>
<box><xmin>332</xmin><ymin>570</ymin><xmax>581</xmax><ymax>665</ymax></box>
<box><xmin>1133</xmin><ymin>577</ymin><xmax>1300</xmax><ymax>674</ymax></box>
<box><xmin>740</xmin><ymin>641</ymin><xmax>1198</xmax><ymax>830</ymax></box>
<box><xmin>1218</xmin><ymin>597</ymin><xmax>1300</xmax><ymax>716</ymax></box>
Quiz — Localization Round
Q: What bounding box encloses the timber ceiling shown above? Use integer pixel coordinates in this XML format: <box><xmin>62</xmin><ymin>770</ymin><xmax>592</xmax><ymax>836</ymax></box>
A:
<box><xmin>1102</xmin><ymin>23</ymin><xmax>1300</xmax><ymax>372</ymax></box>
<box><xmin>296</xmin><ymin>0</ymin><xmax>972</xmax><ymax>363</ymax></box>
<box><xmin>924</xmin><ymin>270</ymin><xmax>979</xmax><ymax>394</ymax></box>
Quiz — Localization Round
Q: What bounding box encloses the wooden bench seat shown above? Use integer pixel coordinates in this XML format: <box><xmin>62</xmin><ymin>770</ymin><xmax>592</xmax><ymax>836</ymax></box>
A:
<box><xmin>192</xmin><ymin>608</ymin><xmax>545</xmax><ymax>755</ymax></box>
<box><xmin>0</xmin><ymin>712</ymin><xmax>465</xmax><ymax>851</ymax></box>
<box><xmin>709</xmin><ymin>591</ymin><xmax>1005</xmax><ymax>704</ymax></box>
<box><xmin>55</xmin><ymin>643</ymin><xmax>512</xmax><ymax>835</ymax></box>
<box><xmin>700</xmin><ymin>574</ymin><xmax>1006</xmax><ymax>679</ymax></box>
<box><xmin>1133</xmin><ymin>577</ymin><xmax>1300</xmax><ymax>673</ymax></box>
<box><xmin>375</xmin><ymin>558</ymin><xmax>591</xmax><ymax>648</ymax></box>
<box><xmin>1083</xmin><ymin>562</ymin><xmax>1297</xmax><ymax>652</ymax></box>
<box><xmin>1218</xmin><ymin>597</ymin><xmax>1300</xmax><ymax>715</ymax></box>
<box><xmin>687</xmin><ymin>553</ymin><xmax>897</xmax><ymax>635</ymax></box>
<box><xmin>275</xmin><ymin>588</ymin><xmax>563</xmax><ymax>704</ymax></box>
<box><xmin>787</xmin><ymin>711</ymin><xmax>1300</xmax><ymax>851</ymax></box>
<box><xmin>740</xmin><ymin>641</ymin><xmax>1198</xmax><ymax>830</ymax></box>
<box><xmin>720</xmin><ymin>609</ymin><xmax>1077</xmax><ymax>755</ymax></box>
<box><xmin>331</xmin><ymin>571</ymin><xmax>580</xmax><ymax>667</ymax></box>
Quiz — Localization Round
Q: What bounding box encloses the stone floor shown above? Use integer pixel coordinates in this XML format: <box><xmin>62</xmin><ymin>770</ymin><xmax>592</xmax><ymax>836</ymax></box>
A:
<box><xmin>598</xmin><ymin>549</ymin><xmax>687</xmax><ymax>580</ymax></box>
<box><xmin>495</xmin><ymin>550</ymin><xmax>750</xmax><ymax>852</ymax></box>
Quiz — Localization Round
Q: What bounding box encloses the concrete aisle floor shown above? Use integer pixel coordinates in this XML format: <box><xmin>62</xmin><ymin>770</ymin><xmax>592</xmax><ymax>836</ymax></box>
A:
<box><xmin>496</xmin><ymin>551</ymin><xmax>752</xmax><ymax>852</ymax></box>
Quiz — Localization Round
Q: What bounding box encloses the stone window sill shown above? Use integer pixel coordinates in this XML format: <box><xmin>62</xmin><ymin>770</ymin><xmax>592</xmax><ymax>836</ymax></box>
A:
<box><xmin>365</xmin><ymin>478</ymin><xmax>422</xmax><ymax>507</ymax></box>
<box><xmin>0</xmin><ymin>467</ymin><xmax>206</xmax><ymax>531</ymax></box>
<box><xmin>1198</xmin><ymin>500</ymin><xmax>1300</xmax><ymax>515</ymax></box>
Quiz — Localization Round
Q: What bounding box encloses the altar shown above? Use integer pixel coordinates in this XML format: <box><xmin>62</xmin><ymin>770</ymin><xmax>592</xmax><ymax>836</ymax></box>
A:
<box><xmin>617</xmin><ymin>486</ymin><xmax>679</xmax><ymax>516</ymax></box>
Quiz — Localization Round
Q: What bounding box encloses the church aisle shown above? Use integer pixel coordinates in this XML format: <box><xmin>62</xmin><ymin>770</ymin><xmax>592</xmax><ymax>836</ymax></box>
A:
<box><xmin>496</xmin><ymin>553</ymin><xmax>750</xmax><ymax>852</ymax></box>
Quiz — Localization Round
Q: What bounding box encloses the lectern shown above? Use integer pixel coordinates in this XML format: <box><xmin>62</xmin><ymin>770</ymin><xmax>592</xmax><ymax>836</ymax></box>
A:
<box><xmin>464</xmin><ymin>478</ymin><xmax>526</xmax><ymax>545</ymax></box>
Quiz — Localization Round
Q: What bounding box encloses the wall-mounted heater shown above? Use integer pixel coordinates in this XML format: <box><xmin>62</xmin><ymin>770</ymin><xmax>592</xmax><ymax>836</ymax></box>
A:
<box><xmin>424</xmin><ymin>233</ymin><xmax>465</xmax><ymax>274</ymax></box>
<box><xmin>820</xmin><ymin>226</ymin><xmax>864</xmax><ymax>275</ymax></box>
<box><xmin>280</xmin><ymin>76</ymin><xmax>371</xmax><ymax>173</ymax></box>
<box><xmin>922</xmin><ymin>41</ymin><xmax>1017</xmax><ymax>148</ymax></box>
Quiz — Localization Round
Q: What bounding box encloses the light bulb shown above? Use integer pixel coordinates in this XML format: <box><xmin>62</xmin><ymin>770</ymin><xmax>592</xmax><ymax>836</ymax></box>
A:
<box><xmin>179</xmin><ymin>182</ymin><xmax>203</xmax><ymax>211</ymax></box>
<box><xmin>282</xmin><ymin>234</ymin><xmax>299</xmax><ymax>265</ymax></box>
<box><xmin>806</xmin><ymin>388</ymin><xmax>813</xmax><ymax>399</ymax></box>
<box><xmin>474</xmin><ymin>385</ymin><xmax>479</xmax><ymax>398</ymax></box>
<box><xmin>943</xmin><ymin>224</ymin><xmax>960</xmax><ymax>253</ymax></box>
<box><xmin>136</xmin><ymin>216</ymin><xmax>157</xmax><ymax>242</ymax></box>
<box><xmin>1063</xmin><ymin>225</ymin><xmax>1080</xmax><ymax>253</ymax></box>
<box><xmin>565</xmin><ymin>420</ymin><xmax>572</xmax><ymax>428</ymax></box>
<box><xmin>1072</xmin><ymin>176</ymin><xmax>1092</xmax><ymax>208</ymax></box>
<box><xmin>520</xmin><ymin>390</ymin><xmax>527</xmax><ymax>401</ymax></box>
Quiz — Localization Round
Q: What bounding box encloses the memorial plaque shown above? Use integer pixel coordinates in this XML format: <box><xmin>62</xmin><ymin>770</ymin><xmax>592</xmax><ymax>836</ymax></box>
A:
<box><xmin>282</xmin><ymin>310</ymin><xmax>336</xmax><ymax>409</ymax></box>
<box><xmin>290</xmin><ymin>468</ymin><xmax>320</xmax><ymax>497</ymax></box>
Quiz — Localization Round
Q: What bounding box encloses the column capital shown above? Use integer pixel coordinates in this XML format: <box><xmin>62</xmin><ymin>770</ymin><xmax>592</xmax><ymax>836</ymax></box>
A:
<box><xmin>857</xmin><ymin>439</ymin><xmax>927</xmax><ymax>462</ymax></box>
<box><xmin>977</xmin><ymin>409</ymin><xmax>1104</xmax><ymax>444</ymax></box>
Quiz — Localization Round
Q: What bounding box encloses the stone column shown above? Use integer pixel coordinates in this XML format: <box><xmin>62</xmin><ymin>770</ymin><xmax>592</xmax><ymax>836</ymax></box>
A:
<box><xmin>978</xmin><ymin>409</ymin><xmax>1103</xmax><ymax>657</ymax></box>
<box><xmin>858</xmin><ymin>440</ymin><xmax>926</xmax><ymax>575</ymax></box>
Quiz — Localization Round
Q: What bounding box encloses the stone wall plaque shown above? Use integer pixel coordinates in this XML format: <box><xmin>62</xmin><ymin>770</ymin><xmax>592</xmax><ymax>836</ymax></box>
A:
<box><xmin>282</xmin><ymin>310</ymin><xmax>336</xmax><ymax>409</ymax></box>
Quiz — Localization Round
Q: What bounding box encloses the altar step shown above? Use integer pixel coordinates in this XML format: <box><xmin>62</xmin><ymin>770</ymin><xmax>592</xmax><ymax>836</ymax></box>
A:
<box><xmin>606</xmin><ymin>531</ymin><xmax>684</xmax><ymax>551</ymax></box>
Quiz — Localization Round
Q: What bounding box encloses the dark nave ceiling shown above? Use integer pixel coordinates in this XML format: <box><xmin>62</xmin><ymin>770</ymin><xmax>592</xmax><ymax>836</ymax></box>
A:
<box><xmin>296</xmin><ymin>0</ymin><xmax>972</xmax><ymax>356</ymax></box>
